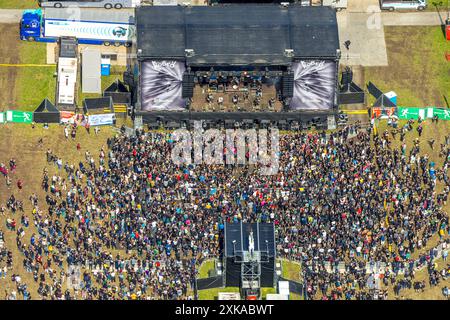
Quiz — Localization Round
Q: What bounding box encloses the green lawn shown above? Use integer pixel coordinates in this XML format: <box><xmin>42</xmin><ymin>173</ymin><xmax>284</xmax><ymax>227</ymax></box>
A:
<box><xmin>427</xmin><ymin>0</ymin><xmax>450</xmax><ymax>11</ymax></box>
<box><xmin>0</xmin><ymin>0</ymin><xmax>38</xmax><ymax>9</ymax></box>
<box><xmin>15</xmin><ymin>66</ymin><xmax>56</xmax><ymax>111</ymax></box>
<box><xmin>198</xmin><ymin>260</ymin><xmax>215</xmax><ymax>279</ymax></box>
<box><xmin>365</xmin><ymin>26</ymin><xmax>450</xmax><ymax>107</ymax></box>
<box><xmin>15</xmin><ymin>41</ymin><xmax>55</xmax><ymax>111</ymax></box>
<box><xmin>260</xmin><ymin>287</ymin><xmax>277</xmax><ymax>299</ymax></box>
<box><xmin>280</xmin><ymin>259</ymin><xmax>301</xmax><ymax>282</ymax></box>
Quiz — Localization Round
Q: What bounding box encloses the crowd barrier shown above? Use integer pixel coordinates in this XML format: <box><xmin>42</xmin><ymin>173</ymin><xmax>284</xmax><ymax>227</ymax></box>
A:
<box><xmin>372</xmin><ymin>106</ymin><xmax>450</xmax><ymax>120</ymax></box>
<box><xmin>0</xmin><ymin>109</ymin><xmax>116</xmax><ymax>127</ymax></box>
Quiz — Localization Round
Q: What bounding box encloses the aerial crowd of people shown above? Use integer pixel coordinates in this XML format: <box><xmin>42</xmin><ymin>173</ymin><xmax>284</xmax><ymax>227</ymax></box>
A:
<box><xmin>0</xmin><ymin>118</ymin><xmax>449</xmax><ymax>300</ymax></box>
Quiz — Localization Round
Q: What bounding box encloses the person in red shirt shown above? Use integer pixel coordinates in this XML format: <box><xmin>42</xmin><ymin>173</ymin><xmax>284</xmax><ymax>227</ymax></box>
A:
<box><xmin>17</xmin><ymin>179</ymin><xmax>23</xmax><ymax>191</ymax></box>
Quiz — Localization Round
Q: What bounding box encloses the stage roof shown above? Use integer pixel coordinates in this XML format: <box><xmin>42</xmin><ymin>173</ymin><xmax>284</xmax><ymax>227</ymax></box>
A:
<box><xmin>136</xmin><ymin>5</ymin><xmax>340</xmax><ymax>66</ymax></box>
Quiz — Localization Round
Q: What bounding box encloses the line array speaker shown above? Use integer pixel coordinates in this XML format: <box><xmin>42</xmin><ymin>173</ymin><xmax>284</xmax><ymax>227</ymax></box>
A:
<box><xmin>182</xmin><ymin>72</ymin><xmax>195</xmax><ymax>98</ymax></box>
<box><xmin>340</xmin><ymin>67</ymin><xmax>353</xmax><ymax>88</ymax></box>
<box><xmin>282</xmin><ymin>72</ymin><xmax>294</xmax><ymax>98</ymax></box>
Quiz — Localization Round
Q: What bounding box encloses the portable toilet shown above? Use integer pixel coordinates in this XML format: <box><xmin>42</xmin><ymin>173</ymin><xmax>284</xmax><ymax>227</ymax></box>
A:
<box><xmin>446</xmin><ymin>19</ymin><xmax>450</xmax><ymax>40</ymax></box>
<box><xmin>101</xmin><ymin>57</ymin><xmax>111</xmax><ymax>76</ymax></box>
<box><xmin>385</xmin><ymin>91</ymin><xmax>397</xmax><ymax>106</ymax></box>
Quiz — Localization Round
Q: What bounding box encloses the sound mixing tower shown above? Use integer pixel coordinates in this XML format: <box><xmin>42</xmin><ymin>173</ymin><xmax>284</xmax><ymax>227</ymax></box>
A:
<box><xmin>224</xmin><ymin>222</ymin><xmax>276</xmax><ymax>299</ymax></box>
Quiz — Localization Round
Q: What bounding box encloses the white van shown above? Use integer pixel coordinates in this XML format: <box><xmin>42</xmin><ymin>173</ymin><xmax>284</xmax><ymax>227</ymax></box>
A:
<box><xmin>380</xmin><ymin>0</ymin><xmax>427</xmax><ymax>11</ymax></box>
<box><xmin>323</xmin><ymin>0</ymin><xmax>348</xmax><ymax>11</ymax></box>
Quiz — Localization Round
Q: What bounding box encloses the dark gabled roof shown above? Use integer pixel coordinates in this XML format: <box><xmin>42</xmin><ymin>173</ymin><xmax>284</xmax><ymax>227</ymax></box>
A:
<box><xmin>104</xmin><ymin>80</ymin><xmax>129</xmax><ymax>93</ymax></box>
<box><xmin>34</xmin><ymin>98</ymin><xmax>59</xmax><ymax>113</ymax></box>
<box><xmin>373</xmin><ymin>94</ymin><xmax>396</xmax><ymax>108</ymax></box>
<box><xmin>136</xmin><ymin>5</ymin><xmax>339</xmax><ymax>66</ymax></box>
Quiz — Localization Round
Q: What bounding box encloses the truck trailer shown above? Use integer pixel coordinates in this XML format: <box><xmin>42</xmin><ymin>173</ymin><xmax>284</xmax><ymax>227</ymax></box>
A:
<box><xmin>20</xmin><ymin>8</ymin><xmax>135</xmax><ymax>46</ymax></box>
<box><xmin>38</xmin><ymin>0</ymin><xmax>142</xmax><ymax>9</ymax></box>
<box><xmin>210</xmin><ymin>0</ymin><xmax>347</xmax><ymax>11</ymax></box>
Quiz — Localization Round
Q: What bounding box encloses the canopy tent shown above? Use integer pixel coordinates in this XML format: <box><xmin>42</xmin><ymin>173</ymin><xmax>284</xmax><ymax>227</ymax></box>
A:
<box><xmin>33</xmin><ymin>98</ymin><xmax>60</xmax><ymax>123</ymax></box>
<box><xmin>373</xmin><ymin>94</ymin><xmax>396</xmax><ymax>108</ymax></box>
<box><xmin>103</xmin><ymin>80</ymin><xmax>132</xmax><ymax>105</ymax></box>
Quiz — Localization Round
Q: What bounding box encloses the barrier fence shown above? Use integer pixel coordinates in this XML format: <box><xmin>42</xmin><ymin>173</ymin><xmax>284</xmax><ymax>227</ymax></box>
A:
<box><xmin>372</xmin><ymin>106</ymin><xmax>450</xmax><ymax>120</ymax></box>
<box><xmin>0</xmin><ymin>109</ymin><xmax>116</xmax><ymax>127</ymax></box>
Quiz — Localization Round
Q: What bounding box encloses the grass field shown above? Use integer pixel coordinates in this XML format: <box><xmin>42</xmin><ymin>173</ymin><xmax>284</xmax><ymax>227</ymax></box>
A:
<box><xmin>0</xmin><ymin>123</ymin><xmax>116</xmax><ymax>297</ymax></box>
<box><xmin>281</xmin><ymin>259</ymin><xmax>301</xmax><ymax>282</ymax></box>
<box><xmin>382</xmin><ymin>258</ymin><xmax>448</xmax><ymax>300</ymax></box>
<box><xmin>428</xmin><ymin>0</ymin><xmax>450</xmax><ymax>11</ymax></box>
<box><xmin>0</xmin><ymin>0</ymin><xmax>37</xmax><ymax>9</ymax></box>
<box><xmin>0</xmin><ymin>24</ymin><xmax>55</xmax><ymax>112</ymax></box>
<box><xmin>198</xmin><ymin>260</ymin><xmax>215</xmax><ymax>279</ymax></box>
<box><xmin>15</xmin><ymin>40</ymin><xmax>55</xmax><ymax>111</ymax></box>
<box><xmin>365</xmin><ymin>26</ymin><xmax>450</xmax><ymax>107</ymax></box>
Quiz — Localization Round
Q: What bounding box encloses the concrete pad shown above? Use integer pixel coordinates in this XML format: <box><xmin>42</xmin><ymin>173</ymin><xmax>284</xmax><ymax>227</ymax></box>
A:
<box><xmin>47</xmin><ymin>43</ymin><xmax>129</xmax><ymax>66</ymax></box>
<box><xmin>338</xmin><ymin>12</ymin><xmax>388</xmax><ymax>66</ymax></box>
<box><xmin>347</xmin><ymin>0</ymin><xmax>380</xmax><ymax>13</ymax></box>
<box><xmin>0</xmin><ymin>9</ymin><xmax>23</xmax><ymax>24</ymax></box>
<box><xmin>47</xmin><ymin>43</ymin><xmax>58</xmax><ymax>65</ymax></box>
<box><xmin>382</xmin><ymin>12</ymin><xmax>444</xmax><ymax>26</ymax></box>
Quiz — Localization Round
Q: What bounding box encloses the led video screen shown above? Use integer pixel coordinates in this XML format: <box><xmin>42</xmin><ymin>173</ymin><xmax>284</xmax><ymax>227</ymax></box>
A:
<box><xmin>140</xmin><ymin>60</ymin><xmax>187</xmax><ymax>111</ymax></box>
<box><xmin>290</xmin><ymin>60</ymin><xmax>336</xmax><ymax>111</ymax></box>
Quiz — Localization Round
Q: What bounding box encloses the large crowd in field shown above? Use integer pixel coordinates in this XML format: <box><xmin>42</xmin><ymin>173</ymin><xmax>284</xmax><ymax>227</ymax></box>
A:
<box><xmin>0</xmin><ymin>119</ymin><xmax>449</xmax><ymax>300</ymax></box>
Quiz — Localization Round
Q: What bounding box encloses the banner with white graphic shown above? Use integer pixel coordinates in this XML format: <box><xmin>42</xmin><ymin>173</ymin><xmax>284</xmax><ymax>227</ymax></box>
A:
<box><xmin>140</xmin><ymin>60</ymin><xmax>187</xmax><ymax>111</ymax></box>
<box><xmin>290</xmin><ymin>60</ymin><xmax>336</xmax><ymax>110</ymax></box>
<box><xmin>88</xmin><ymin>113</ymin><xmax>115</xmax><ymax>126</ymax></box>
<box><xmin>44</xmin><ymin>19</ymin><xmax>134</xmax><ymax>41</ymax></box>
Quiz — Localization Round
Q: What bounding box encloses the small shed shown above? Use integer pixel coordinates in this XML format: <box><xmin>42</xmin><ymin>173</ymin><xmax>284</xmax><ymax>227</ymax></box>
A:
<box><xmin>82</xmin><ymin>49</ymin><xmax>101</xmax><ymax>94</ymax></box>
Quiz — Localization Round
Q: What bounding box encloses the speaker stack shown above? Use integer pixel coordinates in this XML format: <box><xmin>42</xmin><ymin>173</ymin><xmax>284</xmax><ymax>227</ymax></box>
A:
<box><xmin>281</xmin><ymin>71</ymin><xmax>294</xmax><ymax>98</ymax></box>
<box><xmin>340</xmin><ymin>66</ymin><xmax>353</xmax><ymax>90</ymax></box>
<box><xmin>182</xmin><ymin>72</ymin><xmax>195</xmax><ymax>98</ymax></box>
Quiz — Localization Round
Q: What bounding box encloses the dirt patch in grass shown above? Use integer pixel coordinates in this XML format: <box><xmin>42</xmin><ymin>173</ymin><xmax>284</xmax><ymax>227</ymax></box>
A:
<box><xmin>0</xmin><ymin>24</ymin><xmax>20</xmax><ymax>111</ymax></box>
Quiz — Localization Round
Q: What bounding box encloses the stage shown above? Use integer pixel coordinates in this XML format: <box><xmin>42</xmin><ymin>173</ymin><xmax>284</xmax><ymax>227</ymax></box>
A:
<box><xmin>190</xmin><ymin>82</ymin><xmax>283</xmax><ymax>113</ymax></box>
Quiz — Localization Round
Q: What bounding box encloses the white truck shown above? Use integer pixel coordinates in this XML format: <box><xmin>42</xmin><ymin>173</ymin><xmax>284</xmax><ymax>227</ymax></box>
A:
<box><xmin>298</xmin><ymin>0</ymin><xmax>347</xmax><ymax>11</ymax></box>
<box><xmin>323</xmin><ymin>0</ymin><xmax>347</xmax><ymax>11</ymax></box>
<box><xmin>380</xmin><ymin>0</ymin><xmax>427</xmax><ymax>11</ymax></box>
<box><xmin>38</xmin><ymin>0</ymin><xmax>142</xmax><ymax>9</ymax></box>
<box><xmin>21</xmin><ymin>8</ymin><xmax>135</xmax><ymax>46</ymax></box>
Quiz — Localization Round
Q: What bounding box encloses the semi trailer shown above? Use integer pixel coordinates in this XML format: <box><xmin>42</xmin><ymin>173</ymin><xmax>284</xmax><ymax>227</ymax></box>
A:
<box><xmin>210</xmin><ymin>1</ymin><xmax>347</xmax><ymax>11</ymax></box>
<box><xmin>20</xmin><ymin>8</ymin><xmax>135</xmax><ymax>46</ymax></box>
<box><xmin>38</xmin><ymin>0</ymin><xmax>142</xmax><ymax>9</ymax></box>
